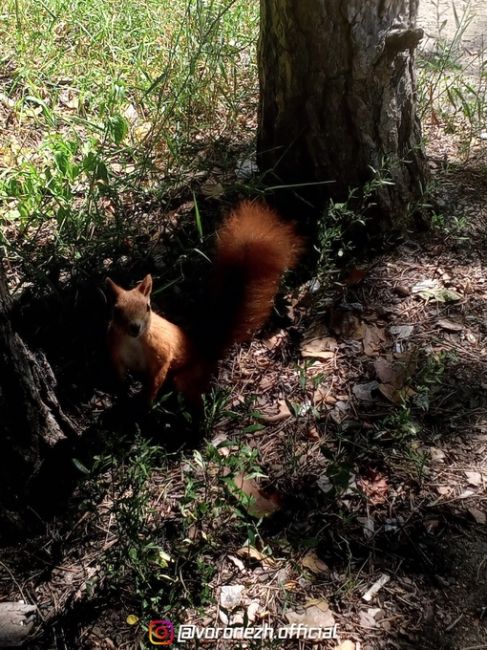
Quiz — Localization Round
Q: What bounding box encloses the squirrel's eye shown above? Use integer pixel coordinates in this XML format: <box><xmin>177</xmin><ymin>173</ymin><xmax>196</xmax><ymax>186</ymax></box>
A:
<box><xmin>146</xmin><ymin>303</ymin><xmax>151</xmax><ymax>312</ymax></box>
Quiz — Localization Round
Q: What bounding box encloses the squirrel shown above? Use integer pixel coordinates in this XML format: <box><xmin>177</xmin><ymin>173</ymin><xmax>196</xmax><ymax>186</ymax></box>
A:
<box><xmin>105</xmin><ymin>200</ymin><xmax>303</xmax><ymax>407</ymax></box>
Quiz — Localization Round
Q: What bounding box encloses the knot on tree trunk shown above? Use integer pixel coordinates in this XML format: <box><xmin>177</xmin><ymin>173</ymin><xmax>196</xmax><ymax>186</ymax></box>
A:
<box><xmin>384</xmin><ymin>27</ymin><xmax>424</xmax><ymax>54</ymax></box>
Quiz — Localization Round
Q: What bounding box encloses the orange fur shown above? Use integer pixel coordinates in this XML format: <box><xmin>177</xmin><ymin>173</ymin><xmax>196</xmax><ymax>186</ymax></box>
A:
<box><xmin>106</xmin><ymin>201</ymin><xmax>303</xmax><ymax>406</ymax></box>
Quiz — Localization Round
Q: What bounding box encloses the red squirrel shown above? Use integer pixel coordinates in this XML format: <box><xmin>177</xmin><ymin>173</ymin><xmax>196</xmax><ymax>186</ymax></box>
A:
<box><xmin>105</xmin><ymin>201</ymin><xmax>303</xmax><ymax>406</ymax></box>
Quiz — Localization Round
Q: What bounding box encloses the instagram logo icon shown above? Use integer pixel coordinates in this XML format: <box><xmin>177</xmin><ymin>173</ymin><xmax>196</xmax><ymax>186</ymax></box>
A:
<box><xmin>148</xmin><ymin>619</ymin><xmax>175</xmax><ymax>646</ymax></box>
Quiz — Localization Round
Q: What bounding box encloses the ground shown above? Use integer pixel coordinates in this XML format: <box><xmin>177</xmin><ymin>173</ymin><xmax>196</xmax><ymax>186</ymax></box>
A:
<box><xmin>0</xmin><ymin>1</ymin><xmax>487</xmax><ymax>650</ymax></box>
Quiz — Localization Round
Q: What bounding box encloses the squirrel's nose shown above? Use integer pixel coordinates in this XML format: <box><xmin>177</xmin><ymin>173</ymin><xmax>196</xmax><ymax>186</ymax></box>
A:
<box><xmin>128</xmin><ymin>323</ymin><xmax>141</xmax><ymax>337</ymax></box>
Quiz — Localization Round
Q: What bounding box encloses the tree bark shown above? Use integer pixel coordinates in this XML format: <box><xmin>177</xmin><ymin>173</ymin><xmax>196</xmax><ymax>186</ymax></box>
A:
<box><xmin>258</xmin><ymin>0</ymin><xmax>428</xmax><ymax>231</ymax></box>
<box><xmin>0</xmin><ymin>261</ymin><xmax>76</xmax><ymax>537</ymax></box>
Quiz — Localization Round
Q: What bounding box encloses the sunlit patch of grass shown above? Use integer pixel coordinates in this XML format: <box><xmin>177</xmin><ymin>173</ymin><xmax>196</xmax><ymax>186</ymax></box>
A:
<box><xmin>0</xmin><ymin>0</ymin><xmax>259</xmax><ymax>286</ymax></box>
<box><xmin>417</xmin><ymin>1</ymin><xmax>487</xmax><ymax>157</ymax></box>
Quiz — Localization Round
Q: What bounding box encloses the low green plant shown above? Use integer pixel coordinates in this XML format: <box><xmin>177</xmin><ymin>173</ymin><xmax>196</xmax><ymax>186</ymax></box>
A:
<box><xmin>1</xmin><ymin>0</ymin><xmax>259</xmax><ymax>285</ymax></box>
<box><xmin>417</xmin><ymin>0</ymin><xmax>487</xmax><ymax>156</ymax></box>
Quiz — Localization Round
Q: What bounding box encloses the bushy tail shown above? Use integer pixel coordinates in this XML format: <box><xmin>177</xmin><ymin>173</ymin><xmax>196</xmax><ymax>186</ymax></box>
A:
<box><xmin>200</xmin><ymin>201</ymin><xmax>303</xmax><ymax>357</ymax></box>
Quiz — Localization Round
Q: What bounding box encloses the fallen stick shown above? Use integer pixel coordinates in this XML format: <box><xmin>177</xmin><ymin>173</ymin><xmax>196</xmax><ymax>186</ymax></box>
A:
<box><xmin>362</xmin><ymin>573</ymin><xmax>390</xmax><ymax>602</ymax></box>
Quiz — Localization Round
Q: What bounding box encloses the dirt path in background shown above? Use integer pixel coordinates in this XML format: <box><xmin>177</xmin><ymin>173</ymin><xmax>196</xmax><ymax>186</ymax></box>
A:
<box><xmin>418</xmin><ymin>0</ymin><xmax>487</xmax><ymax>75</ymax></box>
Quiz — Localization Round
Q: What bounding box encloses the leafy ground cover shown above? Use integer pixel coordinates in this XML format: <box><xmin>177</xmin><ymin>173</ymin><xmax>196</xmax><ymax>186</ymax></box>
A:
<box><xmin>0</xmin><ymin>1</ymin><xmax>486</xmax><ymax>649</ymax></box>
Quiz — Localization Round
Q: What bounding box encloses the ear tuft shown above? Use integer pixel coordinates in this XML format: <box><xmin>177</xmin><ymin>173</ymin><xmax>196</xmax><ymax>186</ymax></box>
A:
<box><xmin>137</xmin><ymin>274</ymin><xmax>153</xmax><ymax>297</ymax></box>
<box><xmin>105</xmin><ymin>277</ymin><xmax>121</xmax><ymax>296</ymax></box>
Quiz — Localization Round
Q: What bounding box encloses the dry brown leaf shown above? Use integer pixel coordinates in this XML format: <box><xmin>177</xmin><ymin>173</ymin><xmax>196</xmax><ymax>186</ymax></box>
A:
<box><xmin>313</xmin><ymin>386</ymin><xmax>336</xmax><ymax>405</ymax></box>
<box><xmin>378</xmin><ymin>383</ymin><xmax>415</xmax><ymax>404</ymax></box>
<box><xmin>468</xmin><ymin>507</ymin><xmax>486</xmax><ymax>524</ymax></box>
<box><xmin>358</xmin><ymin>469</ymin><xmax>389</xmax><ymax>505</ymax></box>
<box><xmin>306</xmin><ymin>425</ymin><xmax>321</xmax><ymax>441</ymax></box>
<box><xmin>465</xmin><ymin>470</ymin><xmax>482</xmax><ymax>486</ymax></box>
<box><xmin>353</xmin><ymin>381</ymin><xmax>379</xmax><ymax>402</ymax></box>
<box><xmin>336</xmin><ymin>642</ymin><xmax>356</xmax><ymax>650</ymax></box>
<box><xmin>201</xmin><ymin>180</ymin><xmax>225</xmax><ymax>198</ymax></box>
<box><xmin>258</xmin><ymin>376</ymin><xmax>274</xmax><ymax>391</ymax></box>
<box><xmin>437</xmin><ymin>318</ymin><xmax>464</xmax><ymax>332</ymax></box>
<box><xmin>258</xmin><ymin>399</ymin><xmax>292</xmax><ymax>424</ymax></box>
<box><xmin>389</xmin><ymin>324</ymin><xmax>414</xmax><ymax>339</ymax></box>
<box><xmin>359</xmin><ymin>608</ymin><xmax>382</xmax><ymax>628</ymax></box>
<box><xmin>301</xmin><ymin>550</ymin><xmax>330</xmax><ymax>576</ymax></box>
<box><xmin>284</xmin><ymin>599</ymin><xmax>335</xmax><ymax>633</ymax></box>
<box><xmin>227</xmin><ymin>555</ymin><xmax>245</xmax><ymax>571</ymax></box>
<box><xmin>300</xmin><ymin>330</ymin><xmax>337</xmax><ymax>360</ymax></box>
<box><xmin>236</xmin><ymin>545</ymin><xmax>276</xmax><ymax>567</ymax></box>
<box><xmin>374</xmin><ymin>357</ymin><xmax>406</xmax><ymax>388</ymax></box>
<box><xmin>363</xmin><ymin>325</ymin><xmax>386</xmax><ymax>356</ymax></box>
<box><xmin>437</xmin><ymin>485</ymin><xmax>453</xmax><ymax>496</ymax></box>
<box><xmin>430</xmin><ymin>447</ymin><xmax>446</xmax><ymax>462</ymax></box>
<box><xmin>219</xmin><ymin>585</ymin><xmax>244</xmax><ymax>610</ymax></box>
<box><xmin>343</xmin><ymin>267</ymin><xmax>368</xmax><ymax>285</ymax></box>
<box><xmin>330</xmin><ymin>310</ymin><xmax>365</xmax><ymax>338</ymax></box>
<box><xmin>233</xmin><ymin>473</ymin><xmax>282</xmax><ymax>517</ymax></box>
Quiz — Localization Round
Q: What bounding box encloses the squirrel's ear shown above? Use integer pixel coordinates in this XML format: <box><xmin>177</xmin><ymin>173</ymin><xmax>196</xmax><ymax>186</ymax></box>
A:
<box><xmin>105</xmin><ymin>277</ymin><xmax>122</xmax><ymax>297</ymax></box>
<box><xmin>137</xmin><ymin>274</ymin><xmax>153</xmax><ymax>297</ymax></box>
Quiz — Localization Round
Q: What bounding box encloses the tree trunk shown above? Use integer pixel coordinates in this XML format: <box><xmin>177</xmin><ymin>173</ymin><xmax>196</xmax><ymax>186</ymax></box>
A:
<box><xmin>257</xmin><ymin>0</ymin><xmax>428</xmax><ymax>231</ymax></box>
<box><xmin>0</xmin><ymin>261</ymin><xmax>76</xmax><ymax>538</ymax></box>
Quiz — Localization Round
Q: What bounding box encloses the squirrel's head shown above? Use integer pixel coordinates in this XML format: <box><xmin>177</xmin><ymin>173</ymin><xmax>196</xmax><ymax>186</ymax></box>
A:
<box><xmin>105</xmin><ymin>274</ymin><xmax>153</xmax><ymax>338</ymax></box>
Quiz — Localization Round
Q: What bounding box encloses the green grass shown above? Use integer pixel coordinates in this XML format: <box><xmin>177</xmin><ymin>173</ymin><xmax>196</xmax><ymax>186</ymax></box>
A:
<box><xmin>416</xmin><ymin>1</ymin><xmax>487</xmax><ymax>157</ymax></box>
<box><xmin>0</xmin><ymin>0</ymin><xmax>259</xmax><ymax>285</ymax></box>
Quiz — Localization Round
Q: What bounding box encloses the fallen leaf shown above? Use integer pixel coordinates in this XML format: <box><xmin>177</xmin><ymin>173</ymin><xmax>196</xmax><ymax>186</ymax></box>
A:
<box><xmin>247</xmin><ymin>601</ymin><xmax>261</xmax><ymax>623</ymax></box>
<box><xmin>236</xmin><ymin>546</ymin><xmax>276</xmax><ymax>567</ymax></box>
<box><xmin>232</xmin><ymin>473</ymin><xmax>282</xmax><ymax>517</ymax></box>
<box><xmin>468</xmin><ymin>507</ymin><xmax>486</xmax><ymax>524</ymax></box>
<box><xmin>358</xmin><ymin>469</ymin><xmax>388</xmax><ymax>505</ymax></box>
<box><xmin>313</xmin><ymin>386</ymin><xmax>336</xmax><ymax>406</ymax></box>
<box><xmin>201</xmin><ymin>180</ymin><xmax>225</xmax><ymax>198</ymax></box>
<box><xmin>257</xmin><ymin>399</ymin><xmax>292</xmax><ymax>424</ymax></box>
<box><xmin>436</xmin><ymin>485</ymin><xmax>453</xmax><ymax>496</ymax></box>
<box><xmin>227</xmin><ymin>555</ymin><xmax>245</xmax><ymax>571</ymax></box>
<box><xmin>219</xmin><ymin>585</ymin><xmax>244</xmax><ymax>610</ymax></box>
<box><xmin>378</xmin><ymin>383</ymin><xmax>415</xmax><ymax>404</ymax></box>
<box><xmin>359</xmin><ymin>607</ymin><xmax>383</xmax><ymax>628</ymax></box>
<box><xmin>465</xmin><ymin>470</ymin><xmax>482</xmax><ymax>486</ymax></box>
<box><xmin>374</xmin><ymin>357</ymin><xmax>406</xmax><ymax>388</ymax></box>
<box><xmin>389</xmin><ymin>325</ymin><xmax>414</xmax><ymax>339</ymax></box>
<box><xmin>317</xmin><ymin>474</ymin><xmax>333</xmax><ymax>493</ymax></box>
<box><xmin>329</xmin><ymin>309</ymin><xmax>365</xmax><ymax>338</ymax></box>
<box><xmin>357</xmin><ymin>515</ymin><xmax>375</xmax><ymax>539</ymax></box>
<box><xmin>343</xmin><ymin>267</ymin><xmax>368</xmax><ymax>285</ymax></box>
<box><xmin>284</xmin><ymin>599</ymin><xmax>335</xmax><ymax>633</ymax></box>
<box><xmin>306</xmin><ymin>425</ymin><xmax>321</xmax><ymax>441</ymax></box>
<box><xmin>437</xmin><ymin>318</ymin><xmax>463</xmax><ymax>332</ymax></box>
<box><xmin>412</xmin><ymin>280</ymin><xmax>461</xmax><ymax>303</ymax></box>
<box><xmin>336</xmin><ymin>642</ymin><xmax>355</xmax><ymax>650</ymax></box>
<box><xmin>359</xmin><ymin>610</ymin><xmax>377</xmax><ymax>628</ymax></box>
<box><xmin>353</xmin><ymin>381</ymin><xmax>379</xmax><ymax>402</ymax></box>
<box><xmin>301</xmin><ymin>550</ymin><xmax>330</xmax><ymax>576</ymax></box>
<box><xmin>430</xmin><ymin>447</ymin><xmax>446</xmax><ymax>462</ymax></box>
<box><xmin>300</xmin><ymin>330</ymin><xmax>337</xmax><ymax>361</ymax></box>
<box><xmin>363</xmin><ymin>325</ymin><xmax>386</xmax><ymax>356</ymax></box>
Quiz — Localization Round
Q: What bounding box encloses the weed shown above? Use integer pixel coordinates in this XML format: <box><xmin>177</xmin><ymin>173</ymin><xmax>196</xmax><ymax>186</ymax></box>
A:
<box><xmin>313</xmin><ymin>162</ymin><xmax>397</xmax><ymax>302</ymax></box>
<box><xmin>413</xmin><ymin>350</ymin><xmax>451</xmax><ymax>412</ymax></box>
<box><xmin>1</xmin><ymin>0</ymin><xmax>259</xmax><ymax>286</ymax></box>
<box><xmin>431</xmin><ymin>209</ymin><xmax>468</xmax><ymax>237</ymax></box>
<box><xmin>417</xmin><ymin>0</ymin><xmax>487</xmax><ymax>156</ymax></box>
